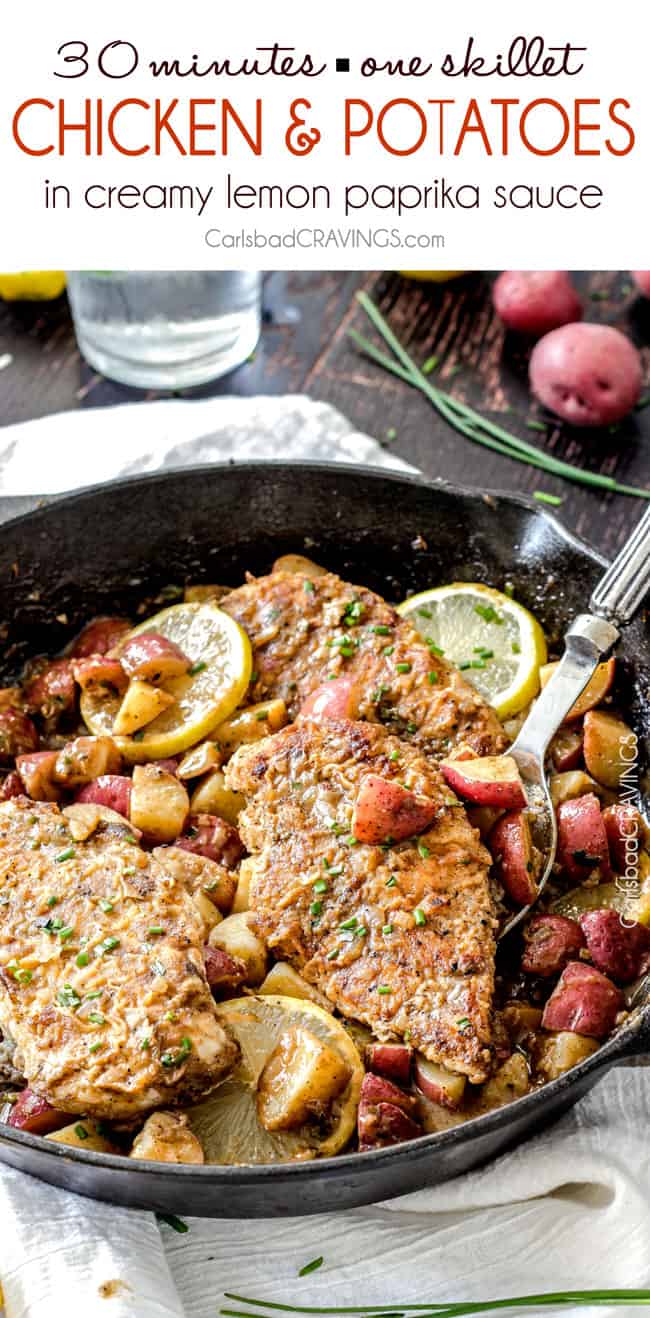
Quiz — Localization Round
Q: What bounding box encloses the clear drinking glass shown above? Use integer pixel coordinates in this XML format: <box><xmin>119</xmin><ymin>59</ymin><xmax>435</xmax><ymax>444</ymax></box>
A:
<box><xmin>65</xmin><ymin>271</ymin><xmax>262</xmax><ymax>389</ymax></box>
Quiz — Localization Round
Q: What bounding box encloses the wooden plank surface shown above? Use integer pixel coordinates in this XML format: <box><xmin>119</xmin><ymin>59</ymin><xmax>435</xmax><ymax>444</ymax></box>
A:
<box><xmin>0</xmin><ymin>270</ymin><xmax>648</xmax><ymax>556</ymax></box>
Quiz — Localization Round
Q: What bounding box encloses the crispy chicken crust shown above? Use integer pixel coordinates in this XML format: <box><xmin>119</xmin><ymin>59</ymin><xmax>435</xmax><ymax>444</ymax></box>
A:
<box><xmin>220</xmin><ymin>570</ymin><xmax>506</xmax><ymax>759</ymax></box>
<box><xmin>227</xmin><ymin>720</ymin><xmax>497</xmax><ymax>1082</ymax></box>
<box><xmin>0</xmin><ymin>799</ymin><xmax>237</xmax><ymax>1119</ymax></box>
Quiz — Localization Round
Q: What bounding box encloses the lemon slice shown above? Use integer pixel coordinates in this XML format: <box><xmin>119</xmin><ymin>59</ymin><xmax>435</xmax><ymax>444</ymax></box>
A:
<box><xmin>80</xmin><ymin>602</ymin><xmax>252</xmax><ymax>763</ymax></box>
<box><xmin>397</xmin><ymin>583</ymin><xmax>547</xmax><ymax>719</ymax></box>
<box><xmin>189</xmin><ymin>995</ymin><xmax>363</xmax><ymax>1165</ymax></box>
<box><xmin>0</xmin><ymin>272</ymin><xmax>66</xmax><ymax>301</ymax></box>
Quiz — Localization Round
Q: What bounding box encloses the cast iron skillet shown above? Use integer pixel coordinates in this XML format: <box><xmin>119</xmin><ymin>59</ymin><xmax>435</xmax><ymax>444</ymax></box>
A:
<box><xmin>0</xmin><ymin>461</ymin><xmax>647</xmax><ymax>1218</ymax></box>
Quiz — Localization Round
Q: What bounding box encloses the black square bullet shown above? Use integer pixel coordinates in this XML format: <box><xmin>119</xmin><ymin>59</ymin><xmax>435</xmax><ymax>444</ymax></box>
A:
<box><xmin>336</xmin><ymin>58</ymin><xmax>350</xmax><ymax>72</ymax></box>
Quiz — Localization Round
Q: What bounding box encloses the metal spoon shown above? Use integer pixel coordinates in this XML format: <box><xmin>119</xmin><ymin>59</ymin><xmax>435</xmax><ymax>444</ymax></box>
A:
<box><xmin>500</xmin><ymin>504</ymin><xmax>650</xmax><ymax>939</ymax></box>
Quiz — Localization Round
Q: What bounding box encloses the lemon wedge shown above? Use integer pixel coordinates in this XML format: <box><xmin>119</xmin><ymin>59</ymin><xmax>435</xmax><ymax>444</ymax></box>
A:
<box><xmin>0</xmin><ymin>272</ymin><xmax>66</xmax><ymax>301</ymax></box>
<box><xmin>80</xmin><ymin>601</ymin><xmax>251</xmax><ymax>762</ymax></box>
<box><xmin>189</xmin><ymin>995</ymin><xmax>363</xmax><ymax>1164</ymax></box>
<box><xmin>398</xmin><ymin>582</ymin><xmax>547</xmax><ymax>719</ymax></box>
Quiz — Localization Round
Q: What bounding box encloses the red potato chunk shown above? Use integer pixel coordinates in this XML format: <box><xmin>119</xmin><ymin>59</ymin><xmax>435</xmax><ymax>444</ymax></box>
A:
<box><xmin>493</xmin><ymin>271</ymin><xmax>583</xmax><ymax>337</ymax></box>
<box><xmin>72</xmin><ymin>655</ymin><xmax>127</xmax><ymax>695</ymax></box>
<box><xmin>203</xmin><ymin>944</ymin><xmax>247</xmax><ymax>993</ymax></box>
<box><xmin>352</xmin><ymin>774</ymin><xmax>438</xmax><ymax>845</ymax></box>
<box><xmin>440</xmin><ymin>755</ymin><xmax>526</xmax><ymax>810</ymax></box>
<box><xmin>76</xmin><ymin>774</ymin><xmax>132</xmax><ymax>820</ymax></box>
<box><xmin>603</xmin><ymin>803</ymin><xmax>646</xmax><ymax>874</ymax></box>
<box><xmin>53</xmin><ymin>736</ymin><xmax>122</xmax><ymax>788</ymax></box>
<box><xmin>549</xmin><ymin>727</ymin><xmax>583</xmax><ymax>774</ymax></box>
<box><xmin>583</xmin><ymin>710</ymin><xmax>635</xmax><ymax>790</ymax></box>
<box><xmin>366</xmin><ymin>1043</ymin><xmax>413</xmax><ymax>1085</ymax></box>
<box><xmin>7</xmin><ymin>1088</ymin><xmax>70</xmax><ymax>1135</ymax></box>
<box><xmin>579</xmin><ymin>909</ymin><xmax>650</xmax><ymax>985</ymax></box>
<box><xmin>0</xmin><ymin>709</ymin><xmax>39</xmax><ymax>763</ymax></box>
<box><xmin>540</xmin><ymin>658</ymin><xmax>615</xmax><ymax>721</ymax></box>
<box><xmin>557</xmin><ymin>793</ymin><xmax>611</xmax><ymax>882</ymax></box>
<box><xmin>23</xmin><ymin>660</ymin><xmax>76</xmax><ymax>722</ymax></box>
<box><xmin>489</xmin><ymin>810</ymin><xmax>537</xmax><ymax>906</ymax></box>
<box><xmin>16</xmin><ymin>751</ymin><xmax>60</xmax><ymax>802</ymax></box>
<box><xmin>0</xmin><ymin>771</ymin><xmax>24</xmax><ymax>801</ymax></box>
<box><xmin>521</xmin><ymin>914</ymin><xmax>585</xmax><ymax>978</ymax></box>
<box><xmin>299</xmin><ymin>676</ymin><xmax>359</xmax><ymax>722</ymax></box>
<box><xmin>632</xmin><ymin>272</ymin><xmax>650</xmax><ymax>297</ymax></box>
<box><xmin>541</xmin><ymin>960</ymin><xmax>623</xmax><ymax>1038</ymax></box>
<box><xmin>357</xmin><ymin>1072</ymin><xmax>421</xmax><ymax>1150</ymax></box>
<box><xmin>414</xmin><ymin>1055</ymin><xmax>467</xmax><ymax>1110</ymax></box>
<box><xmin>119</xmin><ymin>632</ymin><xmax>190</xmax><ymax>683</ymax></box>
<box><xmin>529</xmin><ymin>323</ymin><xmax>642</xmax><ymax>428</ymax></box>
<box><xmin>70</xmin><ymin>616</ymin><xmax>131</xmax><ymax>658</ymax></box>
<box><xmin>176</xmin><ymin>813</ymin><xmax>244</xmax><ymax>869</ymax></box>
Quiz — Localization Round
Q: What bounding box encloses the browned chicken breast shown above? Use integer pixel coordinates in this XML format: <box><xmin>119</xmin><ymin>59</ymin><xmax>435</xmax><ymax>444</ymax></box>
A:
<box><xmin>0</xmin><ymin>799</ymin><xmax>237</xmax><ymax>1119</ymax></box>
<box><xmin>220</xmin><ymin>570</ymin><xmax>506</xmax><ymax>759</ymax></box>
<box><xmin>227</xmin><ymin>720</ymin><xmax>497</xmax><ymax>1082</ymax></box>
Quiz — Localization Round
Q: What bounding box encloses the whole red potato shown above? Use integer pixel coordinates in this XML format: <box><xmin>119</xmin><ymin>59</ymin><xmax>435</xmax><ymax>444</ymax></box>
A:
<box><xmin>541</xmin><ymin>960</ymin><xmax>623</xmax><ymax>1038</ymax></box>
<box><xmin>579</xmin><ymin>909</ymin><xmax>650</xmax><ymax>984</ymax></box>
<box><xmin>529</xmin><ymin>323</ymin><xmax>643</xmax><ymax>427</ymax></box>
<box><xmin>493</xmin><ymin>271</ymin><xmax>582</xmax><ymax>337</ymax></box>
<box><xmin>632</xmin><ymin>272</ymin><xmax>650</xmax><ymax>297</ymax></box>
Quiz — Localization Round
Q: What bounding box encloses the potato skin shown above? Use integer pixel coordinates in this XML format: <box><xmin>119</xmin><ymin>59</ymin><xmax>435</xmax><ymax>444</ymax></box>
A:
<box><xmin>493</xmin><ymin>271</ymin><xmax>582</xmax><ymax>337</ymax></box>
<box><xmin>521</xmin><ymin>914</ymin><xmax>585</xmax><ymax>978</ymax></box>
<box><xmin>579</xmin><ymin>909</ymin><xmax>650</xmax><ymax>984</ymax></box>
<box><xmin>557</xmin><ymin>793</ymin><xmax>611</xmax><ymax>881</ymax></box>
<box><xmin>541</xmin><ymin>961</ymin><xmax>623</xmax><ymax>1037</ymax></box>
<box><xmin>529</xmin><ymin>323</ymin><xmax>642</xmax><ymax>427</ymax></box>
<box><xmin>351</xmin><ymin>773</ymin><xmax>438</xmax><ymax>845</ymax></box>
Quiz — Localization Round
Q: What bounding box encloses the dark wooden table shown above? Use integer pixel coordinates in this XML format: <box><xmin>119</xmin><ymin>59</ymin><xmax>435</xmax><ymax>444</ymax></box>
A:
<box><xmin>1</xmin><ymin>271</ymin><xmax>648</xmax><ymax>557</ymax></box>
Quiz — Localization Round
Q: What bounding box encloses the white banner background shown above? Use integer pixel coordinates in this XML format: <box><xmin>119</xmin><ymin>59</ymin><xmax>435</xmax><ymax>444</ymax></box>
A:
<box><xmin>0</xmin><ymin>0</ymin><xmax>646</xmax><ymax>269</ymax></box>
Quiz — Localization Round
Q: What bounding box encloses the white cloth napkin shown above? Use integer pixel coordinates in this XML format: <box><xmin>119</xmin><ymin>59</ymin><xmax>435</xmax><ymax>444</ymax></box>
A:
<box><xmin>0</xmin><ymin>396</ymin><xmax>646</xmax><ymax>1318</ymax></box>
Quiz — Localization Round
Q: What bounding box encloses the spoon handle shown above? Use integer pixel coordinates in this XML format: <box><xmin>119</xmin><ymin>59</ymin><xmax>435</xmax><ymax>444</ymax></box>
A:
<box><xmin>590</xmin><ymin>505</ymin><xmax>650</xmax><ymax>623</ymax></box>
<box><xmin>511</xmin><ymin>613</ymin><xmax>619</xmax><ymax>764</ymax></box>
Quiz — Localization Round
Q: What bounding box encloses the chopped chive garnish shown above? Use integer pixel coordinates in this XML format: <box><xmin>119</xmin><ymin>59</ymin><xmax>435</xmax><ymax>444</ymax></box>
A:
<box><xmin>512</xmin><ymin>641</ymin><xmax>521</xmax><ymax>654</ymax></box>
<box><xmin>303</xmin><ymin>580</ymin><xmax>315</xmax><ymax>594</ymax></box>
<box><xmin>156</xmin><ymin>1213</ymin><xmax>188</xmax><ymax>1234</ymax></box>
<box><xmin>525</xmin><ymin>419</ymin><xmax>547</xmax><ymax>432</ymax></box>
<box><xmin>417</xmin><ymin>606</ymin><xmax>432</xmax><ymax>619</ymax></box>
<box><xmin>255</xmin><ymin>710</ymin><xmax>268</xmax><ymax>721</ymax></box>
<box><xmin>474</xmin><ymin>604</ymin><xmax>503</xmax><ymax>624</ymax></box>
<box><xmin>141</xmin><ymin>1037</ymin><xmax>151</xmax><ymax>1051</ymax></box>
<box><xmin>427</xmin><ymin>671</ymin><xmax>438</xmax><ymax>685</ymax></box>
<box><xmin>534</xmin><ymin>491</ymin><xmax>564</xmax><ymax>507</ymax></box>
<box><xmin>46</xmin><ymin>896</ymin><xmax>58</xmax><ymax>908</ymax></box>
<box><xmin>347</xmin><ymin>836</ymin><xmax>358</xmax><ymax>847</ymax></box>
<box><xmin>75</xmin><ymin>951</ymin><xmax>90</xmax><ymax>968</ymax></box>
<box><xmin>298</xmin><ymin>1257</ymin><xmax>324</xmax><ymax>1277</ymax></box>
<box><xmin>328</xmin><ymin>865</ymin><xmax>343</xmax><ymax>877</ymax></box>
<box><xmin>385</xmin><ymin>427</ymin><xmax>397</xmax><ymax>442</ymax></box>
<box><xmin>382</xmin><ymin>924</ymin><xmax>393</xmax><ymax>935</ymax></box>
<box><xmin>372</xmin><ymin>625</ymin><xmax>391</xmax><ymax>636</ymax></box>
<box><xmin>88</xmin><ymin>1041</ymin><xmax>102</xmax><ymax>1054</ymax></box>
<box><xmin>326</xmin><ymin>948</ymin><xmax>339</xmax><ymax>961</ymax></box>
<box><xmin>417</xmin><ymin>842</ymin><xmax>430</xmax><ymax>859</ymax></box>
<box><xmin>386</xmin><ymin>876</ymin><xmax>398</xmax><ymax>888</ymax></box>
<box><xmin>188</xmin><ymin>660</ymin><xmax>207</xmax><ymax>676</ymax></box>
<box><xmin>414</xmin><ymin>908</ymin><xmax>427</xmax><ymax>927</ymax></box>
<box><xmin>99</xmin><ymin>899</ymin><xmax>114</xmax><ymax>913</ymax></box>
<box><xmin>457</xmin><ymin>1016</ymin><xmax>471</xmax><ymax>1030</ymax></box>
<box><xmin>313</xmin><ymin>878</ymin><xmax>328</xmax><ymax>894</ymax></box>
<box><xmin>132</xmin><ymin>730</ymin><xmax>146</xmax><ymax>742</ymax></box>
<box><xmin>377</xmin><ymin>984</ymin><xmax>392</xmax><ymax>995</ymax></box>
<box><xmin>383</xmin><ymin>645</ymin><xmax>394</xmax><ymax>656</ymax></box>
<box><xmin>58</xmin><ymin>925</ymin><xmax>74</xmax><ymax>942</ymax></box>
<box><xmin>88</xmin><ymin>1012</ymin><xmax>105</xmax><ymax>1025</ymax></box>
<box><xmin>389</xmin><ymin>749</ymin><xmax>400</xmax><ymax>762</ymax></box>
<box><xmin>161</xmin><ymin>1037</ymin><xmax>192</xmax><ymax>1068</ymax></box>
<box><xmin>310</xmin><ymin>901</ymin><xmax>323</xmax><ymax>917</ymax></box>
<box><xmin>355</xmin><ymin>925</ymin><xmax>367</xmax><ymax>939</ymax></box>
<box><xmin>98</xmin><ymin>936</ymin><xmax>120</xmax><ymax>955</ymax></box>
<box><xmin>57</xmin><ymin>984</ymin><xmax>81</xmax><ymax>1010</ymax></box>
<box><xmin>427</xmin><ymin>641</ymin><xmax>444</xmax><ymax>656</ymax></box>
<box><xmin>85</xmin><ymin>990</ymin><xmax>102</xmax><ymax>1000</ymax></box>
<box><xmin>148</xmin><ymin>926</ymin><xmax>165</xmax><ymax>936</ymax></box>
<box><xmin>55</xmin><ymin>847</ymin><xmax>75</xmax><ymax>864</ymax></box>
<box><xmin>74</xmin><ymin>1124</ymin><xmax>89</xmax><ymax>1140</ymax></box>
<box><xmin>422</xmin><ymin>354</ymin><xmax>439</xmax><ymax>375</ymax></box>
<box><xmin>340</xmin><ymin>917</ymin><xmax>357</xmax><ymax>931</ymax></box>
<box><xmin>396</xmin><ymin>662</ymin><xmax>411</xmax><ymax>674</ymax></box>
